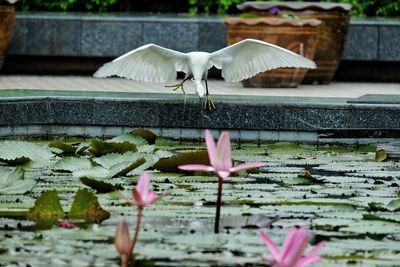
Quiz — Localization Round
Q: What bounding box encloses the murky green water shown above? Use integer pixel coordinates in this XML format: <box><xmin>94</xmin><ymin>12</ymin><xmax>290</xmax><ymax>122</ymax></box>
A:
<box><xmin>0</xmin><ymin>135</ymin><xmax>399</xmax><ymax>266</ymax></box>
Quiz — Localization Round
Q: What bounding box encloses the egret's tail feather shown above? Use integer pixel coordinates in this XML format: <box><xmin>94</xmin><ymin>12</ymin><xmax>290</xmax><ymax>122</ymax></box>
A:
<box><xmin>192</xmin><ymin>79</ymin><xmax>205</xmax><ymax>97</ymax></box>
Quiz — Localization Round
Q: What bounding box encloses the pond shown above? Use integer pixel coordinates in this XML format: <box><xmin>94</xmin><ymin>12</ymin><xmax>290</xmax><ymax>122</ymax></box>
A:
<box><xmin>0</xmin><ymin>130</ymin><xmax>399</xmax><ymax>266</ymax></box>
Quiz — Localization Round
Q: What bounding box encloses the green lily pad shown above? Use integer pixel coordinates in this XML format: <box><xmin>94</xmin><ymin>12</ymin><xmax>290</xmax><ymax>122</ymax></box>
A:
<box><xmin>54</xmin><ymin>157</ymin><xmax>93</xmax><ymax>172</ymax></box>
<box><xmin>134</xmin><ymin>128</ymin><xmax>157</xmax><ymax>144</ymax></box>
<box><xmin>288</xmin><ymin>170</ymin><xmax>325</xmax><ymax>185</ymax></box>
<box><xmin>0</xmin><ymin>167</ymin><xmax>36</xmax><ymax>195</ymax></box>
<box><xmin>25</xmin><ymin>190</ymin><xmax>65</xmax><ymax>226</ymax></box>
<box><xmin>68</xmin><ymin>189</ymin><xmax>110</xmax><ymax>223</ymax></box>
<box><xmin>79</xmin><ymin>176</ymin><xmax>124</xmax><ymax>193</ymax></box>
<box><xmin>387</xmin><ymin>199</ymin><xmax>400</xmax><ymax>210</ymax></box>
<box><xmin>73</xmin><ymin>166</ymin><xmax>110</xmax><ymax>179</ymax></box>
<box><xmin>110</xmin><ymin>131</ymin><xmax>148</xmax><ymax>146</ymax></box>
<box><xmin>0</xmin><ymin>141</ymin><xmax>54</xmax><ymax>165</ymax></box>
<box><xmin>49</xmin><ymin>140</ymin><xmax>77</xmax><ymax>155</ymax></box>
<box><xmin>89</xmin><ymin>139</ymin><xmax>137</xmax><ymax>157</ymax></box>
<box><xmin>154</xmin><ymin>150</ymin><xmax>210</xmax><ymax>172</ymax></box>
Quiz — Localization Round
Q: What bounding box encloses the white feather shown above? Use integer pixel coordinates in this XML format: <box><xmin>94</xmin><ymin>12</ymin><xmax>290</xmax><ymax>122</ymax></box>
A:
<box><xmin>94</xmin><ymin>39</ymin><xmax>316</xmax><ymax>96</ymax></box>
<box><xmin>94</xmin><ymin>44</ymin><xmax>189</xmax><ymax>83</ymax></box>
<box><xmin>210</xmin><ymin>39</ymin><xmax>316</xmax><ymax>82</ymax></box>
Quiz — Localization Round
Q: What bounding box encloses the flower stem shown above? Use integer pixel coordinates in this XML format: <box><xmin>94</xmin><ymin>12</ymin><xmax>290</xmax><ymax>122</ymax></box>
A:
<box><xmin>120</xmin><ymin>254</ymin><xmax>128</xmax><ymax>267</ymax></box>
<box><xmin>127</xmin><ymin>207</ymin><xmax>143</xmax><ymax>263</ymax></box>
<box><xmin>214</xmin><ymin>176</ymin><xmax>223</xmax><ymax>234</ymax></box>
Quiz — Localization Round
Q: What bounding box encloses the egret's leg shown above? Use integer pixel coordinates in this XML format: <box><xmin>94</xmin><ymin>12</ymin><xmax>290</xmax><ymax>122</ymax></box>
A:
<box><xmin>165</xmin><ymin>75</ymin><xmax>192</xmax><ymax>94</ymax></box>
<box><xmin>203</xmin><ymin>79</ymin><xmax>216</xmax><ymax>111</ymax></box>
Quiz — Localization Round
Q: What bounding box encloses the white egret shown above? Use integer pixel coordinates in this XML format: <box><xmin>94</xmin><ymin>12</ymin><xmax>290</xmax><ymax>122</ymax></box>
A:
<box><xmin>94</xmin><ymin>38</ymin><xmax>316</xmax><ymax>109</ymax></box>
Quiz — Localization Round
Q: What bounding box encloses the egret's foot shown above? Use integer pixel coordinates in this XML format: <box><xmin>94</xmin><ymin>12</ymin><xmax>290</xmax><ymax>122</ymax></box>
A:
<box><xmin>165</xmin><ymin>82</ymin><xmax>186</xmax><ymax>94</ymax></box>
<box><xmin>203</xmin><ymin>95</ymin><xmax>216</xmax><ymax>111</ymax></box>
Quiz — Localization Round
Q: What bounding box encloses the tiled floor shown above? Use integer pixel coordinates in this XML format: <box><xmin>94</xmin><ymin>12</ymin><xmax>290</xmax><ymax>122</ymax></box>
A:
<box><xmin>0</xmin><ymin>75</ymin><xmax>399</xmax><ymax>98</ymax></box>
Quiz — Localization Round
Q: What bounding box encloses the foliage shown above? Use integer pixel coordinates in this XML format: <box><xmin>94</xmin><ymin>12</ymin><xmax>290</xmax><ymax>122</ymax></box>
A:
<box><xmin>17</xmin><ymin>0</ymin><xmax>117</xmax><ymax>12</ymax></box>
<box><xmin>69</xmin><ymin>189</ymin><xmax>110</xmax><ymax>222</ymax></box>
<box><xmin>13</xmin><ymin>0</ymin><xmax>399</xmax><ymax>16</ymax></box>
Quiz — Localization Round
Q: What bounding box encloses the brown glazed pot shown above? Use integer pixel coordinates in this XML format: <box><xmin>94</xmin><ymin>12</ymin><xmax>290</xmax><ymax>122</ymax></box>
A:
<box><xmin>0</xmin><ymin>4</ymin><xmax>15</xmax><ymax>71</ymax></box>
<box><xmin>237</xmin><ymin>1</ymin><xmax>352</xmax><ymax>84</ymax></box>
<box><xmin>225</xmin><ymin>18</ymin><xmax>320</xmax><ymax>88</ymax></box>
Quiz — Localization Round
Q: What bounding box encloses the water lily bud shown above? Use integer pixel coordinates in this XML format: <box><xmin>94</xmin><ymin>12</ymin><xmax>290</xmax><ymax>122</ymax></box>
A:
<box><xmin>115</xmin><ymin>219</ymin><xmax>131</xmax><ymax>255</ymax></box>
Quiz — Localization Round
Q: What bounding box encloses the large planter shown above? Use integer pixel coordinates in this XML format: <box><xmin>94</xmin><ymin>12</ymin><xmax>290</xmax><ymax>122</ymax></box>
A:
<box><xmin>0</xmin><ymin>4</ymin><xmax>15</xmax><ymax>71</ymax></box>
<box><xmin>237</xmin><ymin>1</ymin><xmax>352</xmax><ymax>84</ymax></box>
<box><xmin>225</xmin><ymin>17</ymin><xmax>320</xmax><ymax>88</ymax></box>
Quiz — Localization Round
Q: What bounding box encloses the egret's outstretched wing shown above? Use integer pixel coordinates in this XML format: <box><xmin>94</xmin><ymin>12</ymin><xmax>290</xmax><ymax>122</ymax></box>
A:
<box><xmin>210</xmin><ymin>39</ymin><xmax>316</xmax><ymax>82</ymax></box>
<box><xmin>94</xmin><ymin>44</ymin><xmax>189</xmax><ymax>83</ymax></box>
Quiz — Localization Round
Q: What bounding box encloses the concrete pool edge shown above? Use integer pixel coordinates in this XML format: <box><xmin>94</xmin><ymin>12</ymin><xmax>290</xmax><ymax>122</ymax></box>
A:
<box><xmin>0</xmin><ymin>93</ymin><xmax>399</xmax><ymax>143</ymax></box>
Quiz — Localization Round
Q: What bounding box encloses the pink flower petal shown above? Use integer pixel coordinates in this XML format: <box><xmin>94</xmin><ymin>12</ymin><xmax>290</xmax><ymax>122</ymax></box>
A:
<box><xmin>136</xmin><ymin>172</ymin><xmax>151</xmax><ymax>200</ymax></box>
<box><xmin>179</xmin><ymin>164</ymin><xmax>215</xmax><ymax>172</ymax></box>
<box><xmin>217</xmin><ymin>170</ymin><xmax>231</xmax><ymax>179</ymax></box>
<box><xmin>58</xmin><ymin>220</ymin><xmax>76</xmax><ymax>229</ymax></box>
<box><xmin>230</xmin><ymin>162</ymin><xmax>266</xmax><ymax>173</ymax></box>
<box><xmin>205</xmin><ymin>130</ymin><xmax>217</xmax><ymax>166</ymax></box>
<box><xmin>215</xmin><ymin>132</ymin><xmax>232</xmax><ymax>171</ymax></box>
<box><xmin>281</xmin><ymin>228</ymin><xmax>309</xmax><ymax>266</ymax></box>
<box><xmin>259</xmin><ymin>231</ymin><xmax>280</xmax><ymax>260</ymax></box>
<box><xmin>145</xmin><ymin>191</ymin><xmax>158</xmax><ymax>205</ymax></box>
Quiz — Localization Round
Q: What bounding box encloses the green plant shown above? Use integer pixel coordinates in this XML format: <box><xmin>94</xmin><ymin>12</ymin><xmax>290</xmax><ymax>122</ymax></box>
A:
<box><xmin>374</xmin><ymin>0</ymin><xmax>400</xmax><ymax>16</ymax></box>
<box><xmin>18</xmin><ymin>0</ymin><xmax>117</xmax><ymax>12</ymax></box>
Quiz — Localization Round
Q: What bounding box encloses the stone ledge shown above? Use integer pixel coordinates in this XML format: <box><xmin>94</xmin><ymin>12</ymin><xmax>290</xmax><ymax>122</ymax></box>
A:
<box><xmin>8</xmin><ymin>13</ymin><xmax>400</xmax><ymax>62</ymax></box>
<box><xmin>1</xmin><ymin>95</ymin><xmax>399</xmax><ymax>132</ymax></box>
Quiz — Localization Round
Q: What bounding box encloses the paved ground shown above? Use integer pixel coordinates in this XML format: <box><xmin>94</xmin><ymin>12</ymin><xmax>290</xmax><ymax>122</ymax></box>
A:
<box><xmin>0</xmin><ymin>75</ymin><xmax>399</xmax><ymax>98</ymax></box>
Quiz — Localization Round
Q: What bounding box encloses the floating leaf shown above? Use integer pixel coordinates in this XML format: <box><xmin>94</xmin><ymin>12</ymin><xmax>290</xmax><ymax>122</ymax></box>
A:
<box><xmin>95</xmin><ymin>151</ymin><xmax>141</xmax><ymax>169</ymax></box>
<box><xmin>375</xmin><ymin>149</ymin><xmax>387</xmax><ymax>162</ymax></box>
<box><xmin>0</xmin><ymin>141</ymin><xmax>54</xmax><ymax>165</ymax></box>
<box><xmin>94</xmin><ymin>151</ymin><xmax>146</xmax><ymax>177</ymax></box>
<box><xmin>89</xmin><ymin>139</ymin><xmax>137</xmax><ymax>157</ymax></box>
<box><xmin>363</xmin><ymin>213</ymin><xmax>400</xmax><ymax>223</ymax></box>
<box><xmin>288</xmin><ymin>169</ymin><xmax>325</xmax><ymax>185</ymax></box>
<box><xmin>26</xmin><ymin>190</ymin><xmax>65</xmax><ymax>227</ymax></box>
<box><xmin>68</xmin><ymin>189</ymin><xmax>110</xmax><ymax>223</ymax></box>
<box><xmin>76</xmin><ymin>142</ymin><xmax>90</xmax><ymax>155</ymax></box>
<box><xmin>109</xmin><ymin>157</ymin><xmax>146</xmax><ymax>177</ymax></box>
<box><xmin>154</xmin><ymin>151</ymin><xmax>209</xmax><ymax>172</ymax></box>
<box><xmin>49</xmin><ymin>140</ymin><xmax>77</xmax><ymax>155</ymax></box>
<box><xmin>387</xmin><ymin>199</ymin><xmax>400</xmax><ymax>210</ymax></box>
<box><xmin>79</xmin><ymin>177</ymin><xmax>123</xmax><ymax>193</ymax></box>
<box><xmin>111</xmin><ymin>131</ymin><xmax>148</xmax><ymax>146</ymax></box>
<box><xmin>54</xmin><ymin>157</ymin><xmax>93</xmax><ymax>172</ymax></box>
<box><xmin>73</xmin><ymin>166</ymin><xmax>110</xmax><ymax>179</ymax></box>
<box><xmin>0</xmin><ymin>167</ymin><xmax>35</xmax><ymax>195</ymax></box>
<box><xmin>340</xmin><ymin>220</ymin><xmax>400</xmax><ymax>234</ymax></box>
<box><xmin>134</xmin><ymin>128</ymin><xmax>156</xmax><ymax>144</ymax></box>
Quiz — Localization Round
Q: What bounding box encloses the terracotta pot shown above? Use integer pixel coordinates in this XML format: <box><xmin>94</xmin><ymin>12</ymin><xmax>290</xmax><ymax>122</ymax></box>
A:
<box><xmin>0</xmin><ymin>4</ymin><xmax>15</xmax><ymax>71</ymax></box>
<box><xmin>225</xmin><ymin>17</ymin><xmax>320</xmax><ymax>88</ymax></box>
<box><xmin>237</xmin><ymin>1</ymin><xmax>352</xmax><ymax>84</ymax></box>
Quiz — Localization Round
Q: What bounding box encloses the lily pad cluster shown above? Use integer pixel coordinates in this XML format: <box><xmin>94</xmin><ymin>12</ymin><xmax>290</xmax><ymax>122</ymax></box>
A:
<box><xmin>0</xmin><ymin>136</ymin><xmax>399</xmax><ymax>266</ymax></box>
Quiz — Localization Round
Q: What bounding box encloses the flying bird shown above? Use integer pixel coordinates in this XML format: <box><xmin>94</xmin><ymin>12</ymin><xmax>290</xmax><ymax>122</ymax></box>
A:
<box><xmin>94</xmin><ymin>38</ymin><xmax>316</xmax><ymax>109</ymax></box>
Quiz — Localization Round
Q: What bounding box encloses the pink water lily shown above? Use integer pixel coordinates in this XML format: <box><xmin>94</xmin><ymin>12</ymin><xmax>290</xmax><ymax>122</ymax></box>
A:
<box><xmin>117</xmin><ymin>172</ymin><xmax>170</xmax><ymax>267</ymax></box>
<box><xmin>179</xmin><ymin>129</ymin><xmax>265</xmax><ymax>233</ymax></box>
<box><xmin>130</xmin><ymin>172</ymin><xmax>158</xmax><ymax>208</ymax></box>
<box><xmin>260</xmin><ymin>228</ymin><xmax>325</xmax><ymax>267</ymax></box>
<box><xmin>179</xmin><ymin>129</ymin><xmax>265</xmax><ymax>178</ymax></box>
<box><xmin>123</xmin><ymin>172</ymin><xmax>169</xmax><ymax>209</ymax></box>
